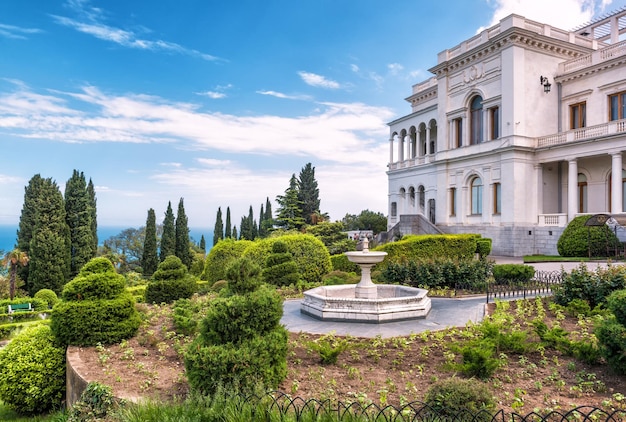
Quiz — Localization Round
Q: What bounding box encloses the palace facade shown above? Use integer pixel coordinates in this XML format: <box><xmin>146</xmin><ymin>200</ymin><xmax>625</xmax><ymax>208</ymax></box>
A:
<box><xmin>386</xmin><ymin>9</ymin><xmax>626</xmax><ymax>256</ymax></box>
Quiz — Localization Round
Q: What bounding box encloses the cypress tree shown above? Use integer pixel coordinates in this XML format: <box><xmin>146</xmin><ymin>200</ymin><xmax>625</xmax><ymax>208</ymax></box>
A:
<box><xmin>199</xmin><ymin>235</ymin><xmax>206</xmax><ymax>252</ymax></box>
<box><xmin>142</xmin><ymin>208</ymin><xmax>158</xmax><ymax>277</ymax></box>
<box><xmin>263</xmin><ymin>197</ymin><xmax>273</xmax><ymax>234</ymax></box>
<box><xmin>232</xmin><ymin>226</ymin><xmax>238</xmax><ymax>240</ymax></box>
<box><xmin>213</xmin><ymin>207</ymin><xmax>224</xmax><ymax>246</ymax></box>
<box><xmin>239</xmin><ymin>216</ymin><xmax>250</xmax><ymax>240</ymax></box>
<box><xmin>87</xmin><ymin>178</ymin><xmax>98</xmax><ymax>256</ymax></box>
<box><xmin>160</xmin><ymin>202</ymin><xmax>175</xmax><ymax>261</ymax></box>
<box><xmin>16</xmin><ymin>174</ymin><xmax>45</xmax><ymax>286</ymax></box>
<box><xmin>175</xmin><ymin>198</ymin><xmax>192</xmax><ymax>269</ymax></box>
<box><xmin>258</xmin><ymin>204</ymin><xmax>266</xmax><ymax>238</ymax></box>
<box><xmin>225</xmin><ymin>207</ymin><xmax>232</xmax><ymax>238</ymax></box>
<box><xmin>297</xmin><ymin>163</ymin><xmax>321</xmax><ymax>225</ymax></box>
<box><xmin>28</xmin><ymin>178</ymin><xmax>70</xmax><ymax>295</ymax></box>
<box><xmin>249</xmin><ymin>206</ymin><xmax>258</xmax><ymax>240</ymax></box>
<box><xmin>65</xmin><ymin>170</ymin><xmax>94</xmax><ymax>277</ymax></box>
<box><xmin>276</xmin><ymin>174</ymin><xmax>305</xmax><ymax>230</ymax></box>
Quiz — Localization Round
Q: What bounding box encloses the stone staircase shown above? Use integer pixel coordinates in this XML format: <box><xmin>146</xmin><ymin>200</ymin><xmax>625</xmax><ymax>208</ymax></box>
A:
<box><xmin>377</xmin><ymin>214</ymin><xmax>442</xmax><ymax>244</ymax></box>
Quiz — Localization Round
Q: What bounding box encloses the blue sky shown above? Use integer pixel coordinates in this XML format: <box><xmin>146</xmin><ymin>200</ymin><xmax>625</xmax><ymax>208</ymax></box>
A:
<box><xmin>1</xmin><ymin>0</ymin><xmax>625</xmax><ymax>229</ymax></box>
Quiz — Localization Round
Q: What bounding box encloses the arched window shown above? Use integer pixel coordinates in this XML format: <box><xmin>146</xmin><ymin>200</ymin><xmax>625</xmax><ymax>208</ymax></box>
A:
<box><xmin>419</xmin><ymin>124</ymin><xmax>427</xmax><ymax>156</ymax></box>
<box><xmin>470</xmin><ymin>96</ymin><xmax>483</xmax><ymax>145</ymax></box>
<box><xmin>429</xmin><ymin>120</ymin><xmax>437</xmax><ymax>154</ymax></box>
<box><xmin>418</xmin><ymin>185</ymin><xmax>425</xmax><ymax>211</ymax></box>
<box><xmin>471</xmin><ymin>176</ymin><xmax>483</xmax><ymax>215</ymax></box>
<box><xmin>409</xmin><ymin>127</ymin><xmax>417</xmax><ymax>159</ymax></box>
<box><xmin>409</xmin><ymin>186</ymin><xmax>416</xmax><ymax>209</ymax></box>
<box><xmin>578</xmin><ymin>173</ymin><xmax>587</xmax><ymax>213</ymax></box>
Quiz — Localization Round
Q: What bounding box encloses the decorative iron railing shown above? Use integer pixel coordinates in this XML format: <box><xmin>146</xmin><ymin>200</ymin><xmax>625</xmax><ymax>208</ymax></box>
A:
<box><xmin>486</xmin><ymin>270</ymin><xmax>563</xmax><ymax>303</ymax></box>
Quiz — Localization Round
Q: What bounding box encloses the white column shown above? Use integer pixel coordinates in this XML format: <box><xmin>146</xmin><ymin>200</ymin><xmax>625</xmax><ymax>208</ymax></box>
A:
<box><xmin>567</xmin><ymin>159</ymin><xmax>578</xmax><ymax>221</ymax></box>
<box><xmin>389</xmin><ymin>137</ymin><xmax>394</xmax><ymax>165</ymax></box>
<box><xmin>426</xmin><ymin>126</ymin><xmax>431</xmax><ymax>154</ymax></box>
<box><xmin>535</xmin><ymin>164</ymin><xmax>543</xmax><ymax>218</ymax></box>
<box><xmin>611</xmin><ymin>152</ymin><xmax>623</xmax><ymax>214</ymax></box>
<box><xmin>398</xmin><ymin>135</ymin><xmax>404</xmax><ymax>162</ymax></box>
<box><xmin>449</xmin><ymin>120</ymin><xmax>455</xmax><ymax>149</ymax></box>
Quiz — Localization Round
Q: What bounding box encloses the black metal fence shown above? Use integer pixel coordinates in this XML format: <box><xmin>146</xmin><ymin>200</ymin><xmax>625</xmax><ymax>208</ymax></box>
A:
<box><xmin>486</xmin><ymin>270</ymin><xmax>563</xmax><ymax>303</ymax></box>
<box><xmin>233</xmin><ymin>392</ymin><xmax>626</xmax><ymax>421</ymax></box>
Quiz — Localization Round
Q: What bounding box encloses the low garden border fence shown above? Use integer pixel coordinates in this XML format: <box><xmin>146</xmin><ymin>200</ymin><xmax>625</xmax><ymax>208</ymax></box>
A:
<box><xmin>485</xmin><ymin>270</ymin><xmax>563</xmax><ymax>303</ymax></box>
<box><xmin>230</xmin><ymin>392</ymin><xmax>625</xmax><ymax>421</ymax></box>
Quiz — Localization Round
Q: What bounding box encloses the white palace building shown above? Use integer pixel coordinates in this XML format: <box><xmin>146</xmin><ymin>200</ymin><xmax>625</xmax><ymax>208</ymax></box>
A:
<box><xmin>385</xmin><ymin>8</ymin><xmax>626</xmax><ymax>256</ymax></box>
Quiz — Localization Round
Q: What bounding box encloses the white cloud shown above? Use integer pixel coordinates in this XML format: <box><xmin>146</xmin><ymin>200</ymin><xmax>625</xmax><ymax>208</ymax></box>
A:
<box><xmin>0</xmin><ymin>23</ymin><xmax>42</xmax><ymax>40</ymax></box>
<box><xmin>350</xmin><ymin>64</ymin><xmax>360</xmax><ymax>73</ymax></box>
<box><xmin>256</xmin><ymin>90</ymin><xmax>312</xmax><ymax>101</ymax></box>
<box><xmin>481</xmin><ymin>0</ymin><xmax>617</xmax><ymax>32</ymax></box>
<box><xmin>160</xmin><ymin>162</ymin><xmax>182</xmax><ymax>168</ymax></box>
<box><xmin>298</xmin><ymin>71</ymin><xmax>341</xmax><ymax>89</ymax></box>
<box><xmin>198</xmin><ymin>91</ymin><xmax>227</xmax><ymax>99</ymax></box>
<box><xmin>51</xmin><ymin>1</ymin><xmax>222</xmax><ymax>61</ymax></box>
<box><xmin>197</xmin><ymin>158</ymin><xmax>233</xmax><ymax>167</ymax></box>
<box><xmin>0</xmin><ymin>83</ymin><xmax>393</xmax><ymax>166</ymax></box>
<box><xmin>387</xmin><ymin>63</ymin><xmax>404</xmax><ymax>76</ymax></box>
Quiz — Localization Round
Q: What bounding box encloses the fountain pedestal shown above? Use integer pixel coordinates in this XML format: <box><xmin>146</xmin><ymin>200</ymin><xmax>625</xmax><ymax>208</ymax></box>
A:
<box><xmin>300</xmin><ymin>238</ymin><xmax>432</xmax><ymax>323</ymax></box>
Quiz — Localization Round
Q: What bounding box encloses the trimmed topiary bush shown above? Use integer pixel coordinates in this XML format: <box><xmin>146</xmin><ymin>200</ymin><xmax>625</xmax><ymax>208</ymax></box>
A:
<box><xmin>322</xmin><ymin>270</ymin><xmax>359</xmax><ymax>285</ymax></box>
<box><xmin>262</xmin><ymin>241</ymin><xmax>300</xmax><ymax>286</ymax></box>
<box><xmin>34</xmin><ymin>288</ymin><xmax>59</xmax><ymax>308</ymax></box>
<box><xmin>202</xmin><ymin>239</ymin><xmax>253</xmax><ymax>284</ymax></box>
<box><xmin>51</xmin><ymin>257</ymin><xmax>141</xmax><ymax>346</ymax></box>
<box><xmin>0</xmin><ymin>324</ymin><xmax>66</xmax><ymax>415</ymax></box>
<box><xmin>492</xmin><ymin>264</ymin><xmax>535</xmax><ymax>283</ymax></box>
<box><xmin>185</xmin><ymin>257</ymin><xmax>288</xmax><ymax>395</ymax></box>
<box><xmin>242</xmin><ymin>234</ymin><xmax>332</xmax><ymax>284</ymax></box>
<box><xmin>145</xmin><ymin>256</ymin><xmax>196</xmax><ymax>304</ymax></box>
<box><xmin>330</xmin><ymin>254</ymin><xmax>360</xmax><ymax>274</ymax></box>
<box><xmin>557</xmin><ymin>215</ymin><xmax>620</xmax><ymax>257</ymax></box>
<box><xmin>476</xmin><ymin>238</ymin><xmax>492</xmax><ymax>259</ymax></box>
<box><xmin>424</xmin><ymin>377</ymin><xmax>496</xmax><ymax>420</ymax></box>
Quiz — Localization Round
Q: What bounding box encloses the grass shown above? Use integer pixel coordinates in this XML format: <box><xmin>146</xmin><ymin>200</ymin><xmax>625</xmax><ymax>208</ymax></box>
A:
<box><xmin>523</xmin><ymin>255</ymin><xmax>592</xmax><ymax>263</ymax></box>
<box><xmin>0</xmin><ymin>400</ymin><xmax>66</xmax><ymax>422</ymax></box>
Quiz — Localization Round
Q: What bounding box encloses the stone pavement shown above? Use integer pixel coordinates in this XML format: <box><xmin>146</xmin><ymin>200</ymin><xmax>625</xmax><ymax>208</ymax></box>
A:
<box><xmin>279</xmin><ymin>258</ymin><xmax>614</xmax><ymax>338</ymax></box>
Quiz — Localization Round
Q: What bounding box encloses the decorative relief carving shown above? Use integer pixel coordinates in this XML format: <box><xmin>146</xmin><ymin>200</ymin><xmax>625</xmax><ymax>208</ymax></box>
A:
<box><xmin>463</xmin><ymin>64</ymin><xmax>484</xmax><ymax>83</ymax></box>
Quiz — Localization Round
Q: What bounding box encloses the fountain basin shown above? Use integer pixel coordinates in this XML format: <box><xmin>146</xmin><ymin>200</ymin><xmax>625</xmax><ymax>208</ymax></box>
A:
<box><xmin>301</xmin><ymin>284</ymin><xmax>431</xmax><ymax>323</ymax></box>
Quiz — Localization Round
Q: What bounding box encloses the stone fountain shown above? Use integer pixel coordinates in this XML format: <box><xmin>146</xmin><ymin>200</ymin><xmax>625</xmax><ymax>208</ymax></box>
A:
<box><xmin>301</xmin><ymin>238</ymin><xmax>431</xmax><ymax>323</ymax></box>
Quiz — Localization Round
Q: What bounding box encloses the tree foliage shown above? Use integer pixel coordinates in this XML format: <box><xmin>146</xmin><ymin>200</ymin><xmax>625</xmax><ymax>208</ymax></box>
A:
<box><xmin>557</xmin><ymin>215</ymin><xmax>620</xmax><ymax>257</ymax></box>
<box><xmin>297</xmin><ymin>162</ymin><xmax>321</xmax><ymax>225</ymax></box>
<box><xmin>275</xmin><ymin>174</ymin><xmax>306</xmax><ymax>230</ymax></box>
<box><xmin>1</xmin><ymin>249</ymin><xmax>28</xmax><ymax>300</ymax></box>
<box><xmin>175</xmin><ymin>198</ymin><xmax>193</xmax><ymax>269</ymax></box>
<box><xmin>16</xmin><ymin>174</ymin><xmax>44</xmax><ymax>284</ymax></box>
<box><xmin>142</xmin><ymin>208</ymin><xmax>158</xmax><ymax>277</ymax></box>
<box><xmin>102</xmin><ymin>227</ymin><xmax>145</xmax><ymax>273</ymax></box>
<box><xmin>213</xmin><ymin>207</ymin><xmax>224</xmax><ymax>246</ymax></box>
<box><xmin>160</xmin><ymin>201</ymin><xmax>176</xmax><ymax>261</ymax></box>
<box><xmin>342</xmin><ymin>209</ymin><xmax>388</xmax><ymax>234</ymax></box>
<box><xmin>225</xmin><ymin>206</ymin><xmax>232</xmax><ymax>239</ymax></box>
<box><xmin>87</xmin><ymin>178</ymin><xmax>98</xmax><ymax>257</ymax></box>
<box><xmin>65</xmin><ymin>169</ymin><xmax>95</xmax><ymax>277</ymax></box>
<box><xmin>145</xmin><ymin>255</ymin><xmax>196</xmax><ymax>304</ymax></box>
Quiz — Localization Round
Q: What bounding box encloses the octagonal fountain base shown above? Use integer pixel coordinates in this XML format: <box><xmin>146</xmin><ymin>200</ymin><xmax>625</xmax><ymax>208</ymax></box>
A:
<box><xmin>301</xmin><ymin>284</ymin><xmax>431</xmax><ymax>323</ymax></box>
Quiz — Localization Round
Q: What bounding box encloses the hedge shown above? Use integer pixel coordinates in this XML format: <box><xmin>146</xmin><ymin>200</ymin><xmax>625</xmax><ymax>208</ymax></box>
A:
<box><xmin>202</xmin><ymin>239</ymin><xmax>253</xmax><ymax>284</ymax></box>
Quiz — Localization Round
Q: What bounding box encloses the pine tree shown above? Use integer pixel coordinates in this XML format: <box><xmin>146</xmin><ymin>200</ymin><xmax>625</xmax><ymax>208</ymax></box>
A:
<box><xmin>199</xmin><ymin>235</ymin><xmax>206</xmax><ymax>252</ymax></box>
<box><xmin>142</xmin><ymin>208</ymin><xmax>158</xmax><ymax>277</ymax></box>
<box><xmin>28</xmin><ymin>178</ymin><xmax>70</xmax><ymax>295</ymax></box>
<box><xmin>213</xmin><ymin>207</ymin><xmax>224</xmax><ymax>246</ymax></box>
<box><xmin>249</xmin><ymin>206</ymin><xmax>258</xmax><ymax>239</ymax></box>
<box><xmin>276</xmin><ymin>174</ymin><xmax>305</xmax><ymax>230</ymax></box>
<box><xmin>87</xmin><ymin>178</ymin><xmax>98</xmax><ymax>257</ymax></box>
<box><xmin>232</xmin><ymin>226</ymin><xmax>238</xmax><ymax>240</ymax></box>
<box><xmin>225</xmin><ymin>207</ymin><xmax>232</xmax><ymax>238</ymax></box>
<box><xmin>160</xmin><ymin>201</ymin><xmax>175</xmax><ymax>261</ymax></box>
<box><xmin>297</xmin><ymin>163</ymin><xmax>321</xmax><ymax>225</ymax></box>
<box><xmin>65</xmin><ymin>170</ymin><xmax>94</xmax><ymax>277</ymax></box>
<box><xmin>239</xmin><ymin>215</ymin><xmax>250</xmax><ymax>240</ymax></box>
<box><xmin>175</xmin><ymin>198</ymin><xmax>192</xmax><ymax>269</ymax></box>
<box><xmin>263</xmin><ymin>197</ymin><xmax>274</xmax><ymax>234</ymax></box>
<box><xmin>258</xmin><ymin>204</ymin><xmax>266</xmax><ymax>238</ymax></box>
<box><xmin>16</xmin><ymin>174</ymin><xmax>44</xmax><ymax>286</ymax></box>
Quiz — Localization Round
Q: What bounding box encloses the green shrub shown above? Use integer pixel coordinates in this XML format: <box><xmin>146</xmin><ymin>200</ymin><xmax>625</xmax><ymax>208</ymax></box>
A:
<box><xmin>172</xmin><ymin>298</ymin><xmax>209</xmax><ymax>336</ymax></box>
<box><xmin>424</xmin><ymin>377</ymin><xmax>496</xmax><ymax>419</ymax></box>
<box><xmin>126</xmin><ymin>285</ymin><xmax>146</xmax><ymax>302</ymax></box>
<box><xmin>565</xmin><ymin>298</ymin><xmax>591</xmax><ymax>317</ymax></box>
<box><xmin>51</xmin><ymin>257</ymin><xmax>141</xmax><ymax>346</ymax></box>
<box><xmin>306</xmin><ymin>333</ymin><xmax>350</xmax><ymax>365</ymax></box>
<box><xmin>330</xmin><ymin>254</ymin><xmax>360</xmax><ymax>273</ymax></box>
<box><xmin>571</xmin><ymin>339</ymin><xmax>602</xmax><ymax>365</ymax></box>
<box><xmin>33</xmin><ymin>289</ymin><xmax>59</xmax><ymax>308</ymax></box>
<box><xmin>595</xmin><ymin>315</ymin><xmax>626</xmax><ymax>374</ymax></box>
<box><xmin>322</xmin><ymin>270</ymin><xmax>359</xmax><ymax>285</ymax></box>
<box><xmin>380</xmin><ymin>258</ymin><xmax>492</xmax><ymax>291</ymax></box>
<box><xmin>607</xmin><ymin>289</ymin><xmax>626</xmax><ymax>325</ymax></box>
<box><xmin>262</xmin><ymin>241</ymin><xmax>300</xmax><ymax>287</ymax></box>
<box><xmin>553</xmin><ymin>264</ymin><xmax>626</xmax><ymax>308</ymax></box>
<box><xmin>476</xmin><ymin>238</ymin><xmax>492</xmax><ymax>259</ymax></box>
<box><xmin>242</xmin><ymin>234</ymin><xmax>332</xmax><ymax>283</ymax></box>
<box><xmin>185</xmin><ymin>256</ymin><xmax>288</xmax><ymax>395</ymax></box>
<box><xmin>145</xmin><ymin>256</ymin><xmax>196</xmax><ymax>304</ymax></box>
<box><xmin>492</xmin><ymin>264</ymin><xmax>535</xmax><ymax>283</ymax></box>
<box><xmin>211</xmin><ymin>280</ymin><xmax>228</xmax><ymax>293</ymax></box>
<box><xmin>202</xmin><ymin>239</ymin><xmax>253</xmax><ymax>284</ymax></box>
<box><xmin>68</xmin><ymin>382</ymin><xmax>120</xmax><ymax>422</ymax></box>
<box><xmin>0</xmin><ymin>325</ymin><xmax>66</xmax><ymax>414</ymax></box>
<box><xmin>375</xmin><ymin>234</ymin><xmax>480</xmax><ymax>270</ymax></box>
<box><xmin>557</xmin><ymin>215</ymin><xmax>620</xmax><ymax>257</ymax></box>
<box><xmin>458</xmin><ymin>341</ymin><xmax>500</xmax><ymax>379</ymax></box>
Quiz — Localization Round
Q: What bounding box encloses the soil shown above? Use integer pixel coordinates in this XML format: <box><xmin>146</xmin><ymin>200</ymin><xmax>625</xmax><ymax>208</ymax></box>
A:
<box><xmin>74</xmin><ymin>299</ymin><xmax>626</xmax><ymax>416</ymax></box>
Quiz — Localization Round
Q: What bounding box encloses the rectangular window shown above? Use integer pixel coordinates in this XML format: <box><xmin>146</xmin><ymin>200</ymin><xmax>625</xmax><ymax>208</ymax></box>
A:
<box><xmin>453</xmin><ymin>118</ymin><xmax>462</xmax><ymax>148</ymax></box>
<box><xmin>489</xmin><ymin>107</ymin><xmax>499</xmax><ymax>140</ymax></box>
<box><xmin>450</xmin><ymin>188</ymin><xmax>456</xmax><ymax>216</ymax></box>
<box><xmin>570</xmin><ymin>102</ymin><xmax>586</xmax><ymax>129</ymax></box>
<box><xmin>609</xmin><ymin>92</ymin><xmax>626</xmax><ymax>121</ymax></box>
<box><xmin>493</xmin><ymin>183</ymin><xmax>501</xmax><ymax>214</ymax></box>
<box><xmin>391</xmin><ymin>202</ymin><xmax>397</xmax><ymax>217</ymax></box>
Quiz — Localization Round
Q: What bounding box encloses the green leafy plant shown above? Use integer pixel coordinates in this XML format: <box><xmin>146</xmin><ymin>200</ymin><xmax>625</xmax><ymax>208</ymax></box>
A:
<box><xmin>68</xmin><ymin>382</ymin><xmax>120</xmax><ymax>422</ymax></box>
<box><xmin>424</xmin><ymin>377</ymin><xmax>496</xmax><ymax>420</ymax></box>
<box><xmin>145</xmin><ymin>255</ymin><xmax>196</xmax><ymax>304</ymax></box>
<box><xmin>557</xmin><ymin>215</ymin><xmax>620</xmax><ymax>257</ymax></box>
<box><xmin>307</xmin><ymin>333</ymin><xmax>350</xmax><ymax>365</ymax></box>
<box><xmin>33</xmin><ymin>289</ymin><xmax>59</xmax><ymax>308</ymax></box>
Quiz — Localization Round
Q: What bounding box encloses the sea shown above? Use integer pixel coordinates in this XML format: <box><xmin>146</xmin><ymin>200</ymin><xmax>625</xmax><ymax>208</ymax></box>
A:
<box><xmin>0</xmin><ymin>225</ymin><xmax>213</xmax><ymax>254</ymax></box>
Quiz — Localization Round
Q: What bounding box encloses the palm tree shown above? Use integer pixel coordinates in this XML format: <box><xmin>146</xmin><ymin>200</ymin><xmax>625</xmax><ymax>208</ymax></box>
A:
<box><xmin>2</xmin><ymin>249</ymin><xmax>29</xmax><ymax>300</ymax></box>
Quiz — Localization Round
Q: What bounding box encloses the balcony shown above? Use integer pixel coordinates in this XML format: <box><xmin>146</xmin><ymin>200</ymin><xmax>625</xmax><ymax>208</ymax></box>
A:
<box><xmin>537</xmin><ymin>119</ymin><xmax>626</xmax><ymax>148</ymax></box>
<box><xmin>559</xmin><ymin>39</ymin><xmax>626</xmax><ymax>74</ymax></box>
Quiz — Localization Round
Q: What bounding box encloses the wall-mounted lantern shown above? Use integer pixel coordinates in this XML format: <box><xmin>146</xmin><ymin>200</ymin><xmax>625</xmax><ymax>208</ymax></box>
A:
<box><xmin>540</xmin><ymin>76</ymin><xmax>551</xmax><ymax>93</ymax></box>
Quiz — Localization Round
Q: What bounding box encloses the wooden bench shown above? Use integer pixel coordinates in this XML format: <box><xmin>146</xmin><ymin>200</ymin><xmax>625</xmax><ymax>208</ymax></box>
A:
<box><xmin>7</xmin><ymin>303</ymin><xmax>32</xmax><ymax>315</ymax></box>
